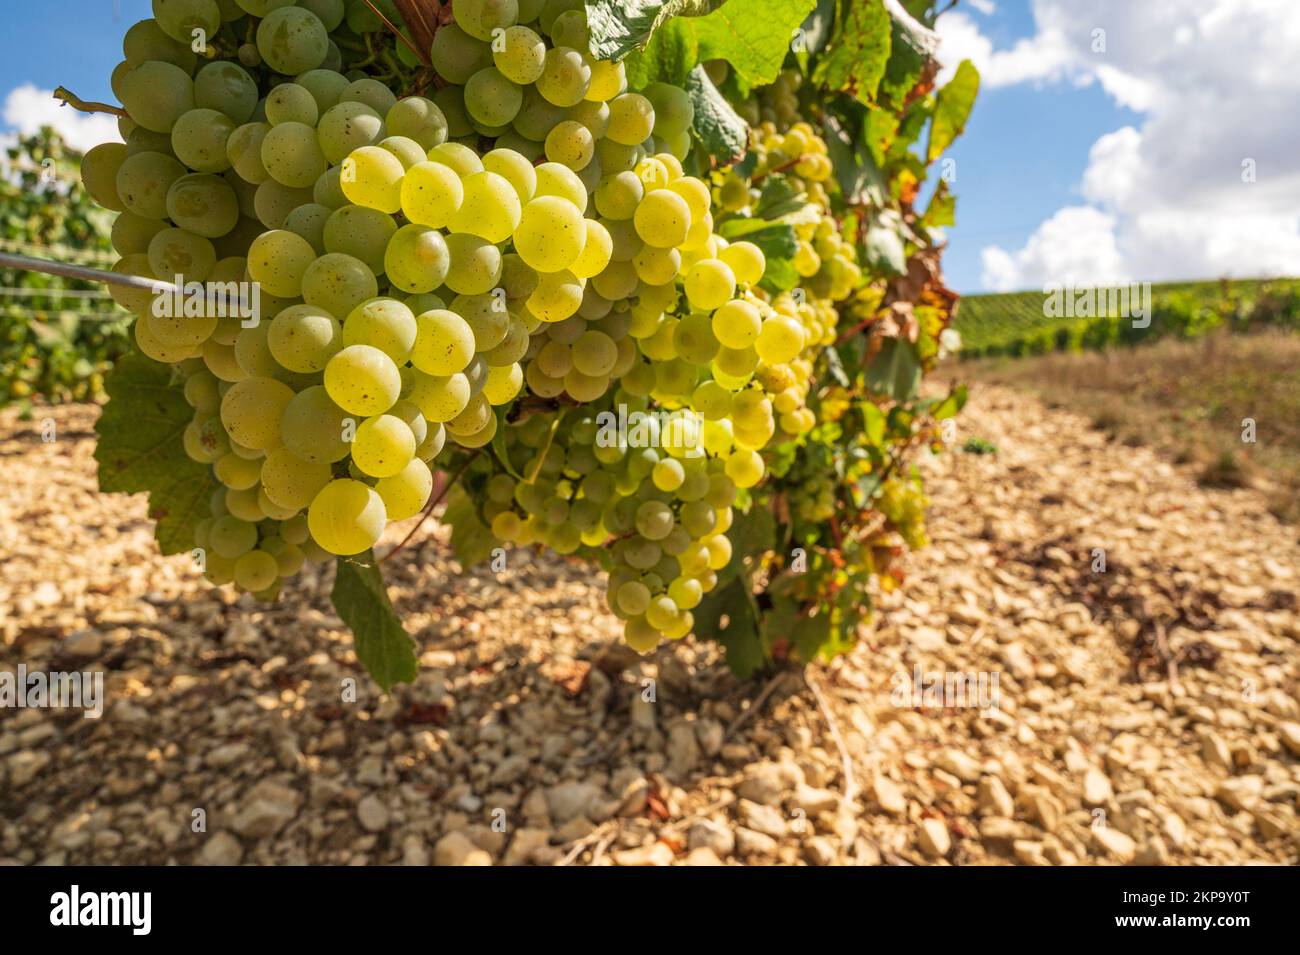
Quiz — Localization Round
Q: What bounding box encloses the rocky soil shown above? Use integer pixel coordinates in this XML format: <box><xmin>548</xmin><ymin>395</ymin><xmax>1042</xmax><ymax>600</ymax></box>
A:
<box><xmin>1</xmin><ymin>383</ymin><xmax>1298</xmax><ymax>866</ymax></box>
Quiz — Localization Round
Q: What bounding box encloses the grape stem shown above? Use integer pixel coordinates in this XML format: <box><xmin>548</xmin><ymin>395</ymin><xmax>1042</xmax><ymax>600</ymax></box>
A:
<box><xmin>52</xmin><ymin>87</ymin><xmax>126</xmax><ymax>120</ymax></box>
<box><xmin>352</xmin><ymin>33</ymin><xmax>381</xmax><ymax>69</ymax></box>
<box><xmin>834</xmin><ymin>313</ymin><xmax>877</xmax><ymax>344</ymax></box>
<box><xmin>512</xmin><ymin>393</ymin><xmax>579</xmax><ymax>421</ymax></box>
<box><xmin>392</xmin><ymin>0</ymin><xmax>440</xmax><ymax>62</ymax></box>
<box><xmin>379</xmin><ymin>449</ymin><xmax>481</xmax><ymax>564</ymax></box>
<box><xmin>749</xmin><ymin>153</ymin><xmax>806</xmax><ymax>185</ymax></box>
<box><xmin>380</xmin><ymin>50</ymin><xmax>405</xmax><ymax>79</ymax></box>
<box><xmin>525</xmin><ymin>411</ymin><xmax>567</xmax><ymax>484</ymax></box>
<box><xmin>364</xmin><ymin>0</ymin><xmax>431</xmax><ymax>66</ymax></box>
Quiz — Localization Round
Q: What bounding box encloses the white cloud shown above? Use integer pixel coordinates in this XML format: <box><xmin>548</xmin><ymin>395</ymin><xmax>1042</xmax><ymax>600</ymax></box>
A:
<box><xmin>1090</xmin><ymin>63</ymin><xmax>1161</xmax><ymax>113</ymax></box>
<box><xmin>981</xmin><ymin>206</ymin><xmax>1128</xmax><ymax>291</ymax></box>
<box><xmin>1127</xmin><ymin>211</ymin><xmax>1300</xmax><ymax>281</ymax></box>
<box><xmin>967</xmin><ymin>0</ymin><xmax>997</xmax><ymax>15</ymax></box>
<box><xmin>1080</xmin><ymin>126</ymin><xmax>1141</xmax><ymax>208</ymax></box>
<box><xmin>2</xmin><ymin>84</ymin><xmax>121</xmax><ymax>153</ymax></box>
<box><xmin>935</xmin><ymin>10</ymin><xmax>1074</xmax><ymax>87</ymax></box>
<box><xmin>938</xmin><ymin>0</ymin><xmax>1300</xmax><ymax>289</ymax></box>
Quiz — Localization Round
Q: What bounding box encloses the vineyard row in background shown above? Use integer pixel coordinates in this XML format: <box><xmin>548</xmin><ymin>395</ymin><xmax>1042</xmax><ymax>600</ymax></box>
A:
<box><xmin>1</xmin><ymin>130</ymin><xmax>123</xmax><ymax>408</ymax></box>
<box><xmin>955</xmin><ymin>277</ymin><xmax>1300</xmax><ymax>358</ymax></box>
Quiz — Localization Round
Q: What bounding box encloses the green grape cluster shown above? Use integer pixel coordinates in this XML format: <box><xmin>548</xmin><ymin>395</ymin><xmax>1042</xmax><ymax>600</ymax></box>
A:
<box><xmin>476</xmin><ymin>401</ymin><xmax>740</xmax><ymax>649</ymax></box>
<box><xmin>737</xmin><ymin>63</ymin><xmax>801</xmax><ymax>129</ymax></box>
<box><xmin>82</xmin><ymin>0</ymin><xmax>902</xmax><ymax>654</ymax></box>
<box><xmin>793</xmin><ymin>473</ymin><xmax>837</xmax><ymax>524</ymax></box>
<box><xmin>714</xmin><ymin>113</ymin><xmax>861</xmax><ymax>304</ymax></box>
<box><xmin>877</xmin><ymin>476</ymin><xmax>930</xmax><ymax>551</ymax></box>
<box><xmin>94</xmin><ymin>3</ymin><xmax>457</xmax><ymax>597</ymax></box>
<box><xmin>703</xmin><ymin>82</ymin><xmax>931</xmax><ymax>590</ymax></box>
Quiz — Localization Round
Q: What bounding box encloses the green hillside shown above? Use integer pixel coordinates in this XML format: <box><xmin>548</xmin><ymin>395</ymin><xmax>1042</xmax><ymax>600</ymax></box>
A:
<box><xmin>954</xmin><ymin>277</ymin><xmax>1300</xmax><ymax>357</ymax></box>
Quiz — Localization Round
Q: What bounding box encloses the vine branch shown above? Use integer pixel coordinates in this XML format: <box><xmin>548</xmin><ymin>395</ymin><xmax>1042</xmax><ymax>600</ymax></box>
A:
<box><xmin>53</xmin><ymin>87</ymin><xmax>127</xmax><ymax>119</ymax></box>
<box><xmin>750</xmin><ymin>152</ymin><xmax>807</xmax><ymax>185</ymax></box>
<box><xmin>364</xmin><ymin>0</ymin><xmax>429</xmax><ymax>65</ymax></box>
<box><xmin>379</xmin><ymin>450</ymin><xmax>480</xmax><ymax>564</ymax></box>
<box><xmin>392</xmin><ymin>0</ymin><xmax>440</xmax><ymax>61</ymax></box>
<box><xmin>835</xmin><ymin>312</ymin><xmax>878</xmax><ymax>345</ymax></box>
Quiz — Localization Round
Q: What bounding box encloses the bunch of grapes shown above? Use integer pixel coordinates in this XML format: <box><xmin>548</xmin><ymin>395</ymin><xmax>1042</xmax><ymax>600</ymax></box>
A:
<box><xmin>715</xmin><ymin>115</ymin><xmax>860</xmax><ymax>303</ymax></box>
<box><xmin>79</xmin><ymin>0</ymin><xmax>894</xmax><ymax>652</ymax></box>
<box><xmin>471</xmin><ymin>403</ymin><xmax>741</xmax><ymax>650</ymax></box>
<box><xmin>877</xmin><ymin>476</ymin><xmax>929</xmax><ymax>551</ymax></box>
<box><xmin>737</xmin><ymin>64</ymin><xmax>800</xmax><ymax>128</ymax></box>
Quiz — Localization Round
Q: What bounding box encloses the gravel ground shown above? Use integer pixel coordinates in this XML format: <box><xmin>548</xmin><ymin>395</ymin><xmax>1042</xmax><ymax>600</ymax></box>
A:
<box><xmin>1</xmin><ymin>383</ymin><xmax>1297</xmax><ymax>866</ymax></box>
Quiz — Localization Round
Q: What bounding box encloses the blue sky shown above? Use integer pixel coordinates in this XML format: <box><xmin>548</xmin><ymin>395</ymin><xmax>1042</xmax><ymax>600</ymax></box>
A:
<box><xmin>934</xmin><ymin>0</ymin><xmax>1300</xmax><ymax>293</ymax></box>
<box><xmin>936</xmin><ymin>1</ymin><xmax>1142</xmax><ymax>292</ymax></box>
<box><xmin>0</xmin><ymin>1</ymin><xmax>146</xmax><ymax>106</ymax></box>
<box><xmin>3</xmin><ymin>1</ymin><xmax>1297</xmax><ymax>295</ymax></box>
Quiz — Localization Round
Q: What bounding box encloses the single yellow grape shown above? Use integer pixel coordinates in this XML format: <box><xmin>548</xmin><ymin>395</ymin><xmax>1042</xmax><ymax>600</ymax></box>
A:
<box><xmin>340</xmin><ymin>145</ymin><xmax>405</xmax><ymax>213</ymax></box>
<box><xmin>633</xmin><ymin>189</ymin><xmax>690</xmax><ymax>248</ymax></box>
<box><xmin>513</xmin><ymin>195</ymin><xmax>585</xmax><ymax>273</ymax></box>
<box><xmin>400</xmin><ymin>160</ymin><xmax>464</xmax><ymax>227</ymax></box>
<box><xmin>308</xmin><ymin>478</ymin><xmax>387</xmax><ymax>556</ymax></box>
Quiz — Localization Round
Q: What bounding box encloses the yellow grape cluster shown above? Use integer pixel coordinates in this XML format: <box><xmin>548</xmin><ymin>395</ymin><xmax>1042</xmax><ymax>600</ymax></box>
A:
<box><xmin>80</xmin><ymin>1</ymin><xmax>780</xmax><ymax>601</ymax></box>
<box><xmin>81</xmin><ymin>1</ymin><xmax>874</xmax><ymax>649</ymax></box>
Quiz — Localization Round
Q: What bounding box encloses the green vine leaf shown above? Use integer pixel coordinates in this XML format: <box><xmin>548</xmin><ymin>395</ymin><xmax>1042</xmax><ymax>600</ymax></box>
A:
<box><xmin>94</xmin><ymin>351</ymin><xmax>218</xmax><ymax>555</ymax></box>
<box><xmin>684</xmin><ymin>64</ymin><xmax>748</xmax><ymax>165</ymax></box>
<box><xmin>689</xmin><ymin>0</ymin><xmax>815</xmax><ymax>87</ymax></box>
<box><xmin>754</xmin><ymin>176</ymin><xmax>807</xmax><ymax>219</ymax></box>
<box><xmin>794</xmin><ymin>0</ymin><xmax>837</xmax><ymax>69</ymax></box>
<box><xmin>865</xmin><ymin>337</ymin><xmax>922</xmax><ymax>402</ymax></box>
<box><xmin>921</xmin><ymin>179</ymin><xmax>956</xmax><ymax>230</ymax></box>
<box><xmin>693</xmin><ymin>577</ymin><xmax>765</xmax><ymax>678</ymax></box>
<box><xmin>490</xmin><ymin>411</ymin><xmax>524</xmax><ymax>480</ymax></box>
<box><xmin>823</xmin><ymin>111</ymin><xmax>886</xmax><ymax>207</ymax></box>
<box><xmin>585</xmin><ymin>0</ymin><xmax>724</xmax><ymax>61</ymax></box>
<box><xmin>927</xmin><ymin>60</ymin><xmax>980</xmax><ymax>161</ymax></box>
<box><xmin>865</xmin><ymin>219</ymin><xmax>908</xmax><ymax>276</ymax></box>
<box><xmin>716</xmin><ymin>503</ymin><xmax>775</xmax><ymax>586</ymax></box>
<box><xmin>823</xmin><ymin>345</ymin><xmax>850</xmax><ymax>387</ymax></box>
<box><xmin>812</xmin><ymin>0</ymin><xmax>891</xmax><ymax>105</ymax></box>
<box><xmin>625</xmin><ymin>22</ymin><xmax>698</xmax><ymax>88</ymax></box>
<box><xmin>858</xmin><ymin>400</ymin><xmax>887</xmax><ymax>444</ymax></box>
<box><xmin>878</xmin><ymin>9</ymin><xmax>931</xmax><ymax>108</ymax></box>
<box><xmin>930</xmin><ymin>383</ymin><xmax>968</xmax><ymax>420</ymax></box>
<box><xmin>331</xmin><ymin>553</ymin><xmax>419</xmax><ymax>692</ymax></box>
<box><xmin>763</xmin><ymin>596</ymin><xmax>831</xmax><ymax>665</ymax></box>
<box><xmin>626</xmin><ymin>0</ymin><xmax>816</xmax><ymax>88</ymax></box>
<box><xmin>864</xmin><ymin>107</ymin><xmax>901</xmax><ymax>167</ymax></box>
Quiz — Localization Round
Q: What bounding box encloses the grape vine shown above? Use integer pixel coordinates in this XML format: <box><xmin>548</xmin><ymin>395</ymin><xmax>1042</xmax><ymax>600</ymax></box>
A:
<box><xmin>74</xmin><ymin>0</ymin><xmax>977</xmax><ymax>687</ymax></box>
<box><xmin>1</xmin><ymin>129</ymin><xmax>127</xmax><ymax>408</ymax></box>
